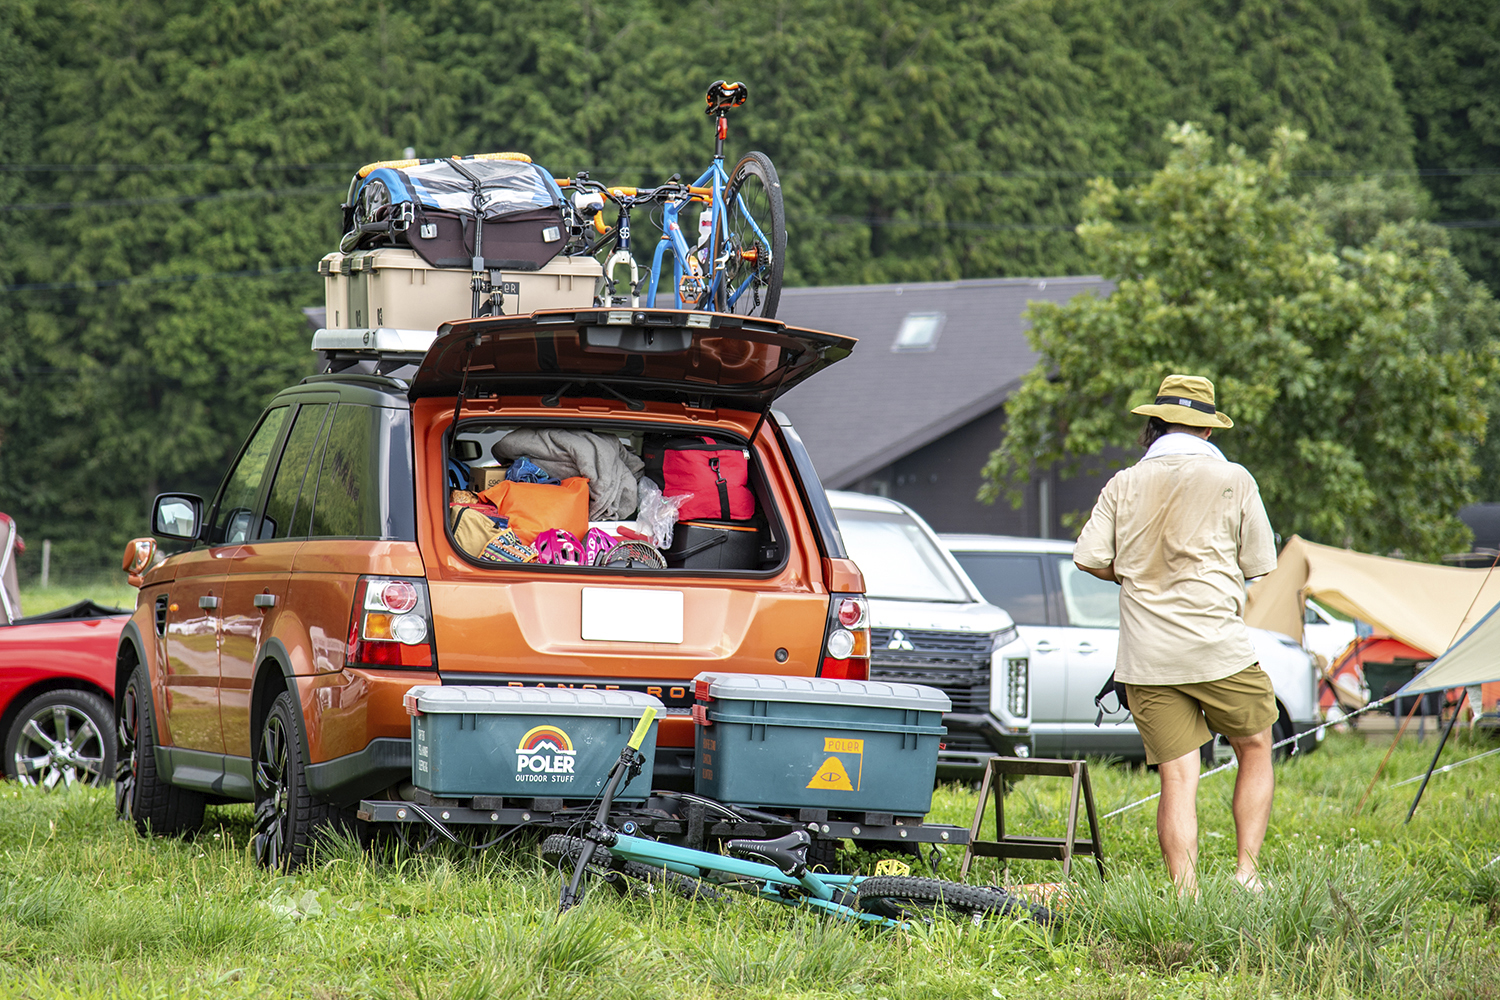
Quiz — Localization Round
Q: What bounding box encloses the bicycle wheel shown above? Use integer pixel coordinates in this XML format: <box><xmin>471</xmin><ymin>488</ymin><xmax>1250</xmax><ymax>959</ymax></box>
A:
<box><xmin>855</xmin><ymin>876</ymin><xmax>1051</xmax><ymax>923</ymax></box>
<box><xmin>541</xmin><ymin>834</ymin><xmax>723</xmax><ymax>902</ymax></box>
<box><xmin>716</xmin><ymin>151</ymin><xmax>786</xmax><ymax>318</ymax></box>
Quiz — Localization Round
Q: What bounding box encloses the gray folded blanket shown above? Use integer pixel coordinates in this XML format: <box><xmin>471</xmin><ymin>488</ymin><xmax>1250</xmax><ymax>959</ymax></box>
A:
<box><xmin>492</xmin><ymin>429</ymin><xmax>645</xmax><ymax>520</ymax></box>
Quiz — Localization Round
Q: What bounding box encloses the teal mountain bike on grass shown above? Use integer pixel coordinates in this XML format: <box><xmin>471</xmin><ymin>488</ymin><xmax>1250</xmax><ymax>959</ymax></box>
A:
<box><xmin>562</xmin><ymin>81</ymin><xmax>786</xmax><ymax>318</ymax></box>
<box><xmin>545</xmin><ymin>708</ymin><xmax>1052</xmax><ymax>927</ymax></box>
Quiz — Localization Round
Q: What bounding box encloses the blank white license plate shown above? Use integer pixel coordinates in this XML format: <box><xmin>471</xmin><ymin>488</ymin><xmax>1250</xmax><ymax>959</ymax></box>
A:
<box><xmin>581</xmin><ymin>588</ymin><xmax>684</xmax><ymax>643</ymax></box>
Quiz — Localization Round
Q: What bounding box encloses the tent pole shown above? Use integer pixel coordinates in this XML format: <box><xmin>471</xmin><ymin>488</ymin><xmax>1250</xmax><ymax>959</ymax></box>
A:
<box><xmin>1405</xmin><ymin>690</ymin><xmax>1467</xmax><ymax>824</ymax></box>
<box><xmin>1355</xmin><ymin>692</ymin><xmax>1427</xmax><ymax>815</ymax></box>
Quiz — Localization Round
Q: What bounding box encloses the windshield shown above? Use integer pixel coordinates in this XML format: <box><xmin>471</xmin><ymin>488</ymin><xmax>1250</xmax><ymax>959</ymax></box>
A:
<box><xmin>835</xmin><ymin>508</ymin><xmax>972</xmax><ymax>603</ymax></box>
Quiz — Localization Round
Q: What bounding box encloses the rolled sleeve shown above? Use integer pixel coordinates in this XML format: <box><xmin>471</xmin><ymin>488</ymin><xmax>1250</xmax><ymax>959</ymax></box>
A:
<box><xmin>1073</xmin><ymin>481</ymin><xmax>1118</xmax><ymax>570</ymax></box>
<box><xmin>1238</xmin><ymin>485</ymin><xmax>1278</xmax><ymax>579</ymax></box>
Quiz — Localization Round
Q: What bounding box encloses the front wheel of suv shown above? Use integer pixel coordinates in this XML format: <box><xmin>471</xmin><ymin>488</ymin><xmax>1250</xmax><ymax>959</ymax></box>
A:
<box><xmin>117</xmin><ymin>664</ymin><xmax>205</xmax><ymax>836</ymax></box>
<box><xmin>253</xmin><ymin>690</ymin><xmax>347</xmax><ymax>870</ymax></box>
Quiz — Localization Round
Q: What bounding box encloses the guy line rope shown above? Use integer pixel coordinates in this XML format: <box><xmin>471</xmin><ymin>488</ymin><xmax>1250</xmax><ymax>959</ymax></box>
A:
<box><xmin>1100</xmin><ymin>691</ymin><xmax>1401</xmax><ymax>821</ymax></box>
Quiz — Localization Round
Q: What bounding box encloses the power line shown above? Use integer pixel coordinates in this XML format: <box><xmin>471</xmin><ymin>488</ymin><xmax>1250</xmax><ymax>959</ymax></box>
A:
<box><xmin>2</xmin><ymin>184</ymin><xmax>344</xmax><ymax>213</ymax></box>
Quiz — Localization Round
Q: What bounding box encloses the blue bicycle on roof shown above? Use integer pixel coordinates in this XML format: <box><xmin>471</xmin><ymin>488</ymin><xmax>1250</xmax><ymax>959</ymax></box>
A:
<box><xmin>562</xmin><ymin>81</ymin><xmax>787</xmax><ymax>318</ymax></box>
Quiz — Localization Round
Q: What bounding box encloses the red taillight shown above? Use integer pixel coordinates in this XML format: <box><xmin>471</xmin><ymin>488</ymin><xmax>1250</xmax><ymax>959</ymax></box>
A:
<box><xmin>818</xmin><ymin>593</ymin><xmax>870</xmax><ymax>680</ymax></box>
<box><xmin>346</xmin><ymin>576</ymin><xmax>436</xmax><ymax>669</ymax></box>
<box><xmin>820</xmin><ymin>657</ymin><xmax>869</xmax><ymax>680</ymax></box>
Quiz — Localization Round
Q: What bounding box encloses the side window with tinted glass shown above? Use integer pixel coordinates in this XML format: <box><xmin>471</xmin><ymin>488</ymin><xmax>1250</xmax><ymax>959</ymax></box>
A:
<box><xmin>305</xmin><ymin>404</ymin><xmax>380</xmax><ymax>538</ymax></box>
<box><xmin>209</xmin><ymin>407</ymin><xmax>290</xmax><ymax>545</ymax></box>
<box><xmin>950</xmin><ymin>552</ymin><xmax>1050</xmax><ymax>625</ymax></box>
<box><xmin>1055</xmin><ymin>557</ymin><xmax>1121</xmax><ymax>628</ymax></box>
<box><xmin>261</xmin><ymin>403</ymin><xmax>331</xmax><ymax>540</ymax></box>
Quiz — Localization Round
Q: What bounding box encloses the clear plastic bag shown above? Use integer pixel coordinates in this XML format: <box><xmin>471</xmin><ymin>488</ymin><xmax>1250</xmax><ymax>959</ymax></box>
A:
<box><xmin>634</xmin><ymin>477</ymin><xmax>690</xmax><ymax>548</ymax></box>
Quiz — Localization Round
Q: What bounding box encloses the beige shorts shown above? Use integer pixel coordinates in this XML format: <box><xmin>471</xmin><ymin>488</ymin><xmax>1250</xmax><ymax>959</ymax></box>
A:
<box><xmin>1124</xmin><ymin>665</ymin><xmax>1278</xmax><ymax>765</ymax></box>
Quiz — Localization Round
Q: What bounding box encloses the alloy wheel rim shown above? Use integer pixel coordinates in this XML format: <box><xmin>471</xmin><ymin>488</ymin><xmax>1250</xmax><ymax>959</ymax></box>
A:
<box><xmin>253</xmin><ymin>713</ymin><xmax>290</xmax><ymax>868</ymax></box>
<box><xmin>14</xmin><ymin>702</ymin><xmax>106</xmax><ymax>789</ymax></box>
<box><xmin>115</xmin><ymin>686</ymin><xmax>138</xmax><ymax>816</ymax></box>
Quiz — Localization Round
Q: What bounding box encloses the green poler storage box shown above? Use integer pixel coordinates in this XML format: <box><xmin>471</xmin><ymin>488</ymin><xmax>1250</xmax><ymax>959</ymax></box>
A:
<box><xmin>691</xmin><ymin>673</ymin><xmax>950</xmax><ymax>815</ymax></box>
<box><xmin>407</xmin><ymin>686</ymin><xmax>662</xmax><ymax>799</ymax></box>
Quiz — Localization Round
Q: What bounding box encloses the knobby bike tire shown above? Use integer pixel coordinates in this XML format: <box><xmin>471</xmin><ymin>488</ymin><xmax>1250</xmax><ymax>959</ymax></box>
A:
<box><xmin>541</xmin><ymin>834</ymin><xmax>724</xmax><ymax>902</ymax></box>
<box><xmin>716</xmin><ymin>151</ymin><xmax>785</xmax><ymax>318</ymax></box>
<box><xmin>855</xmin><ymin>876</ymin><xmax>1052</xmax><ymax>923</ymax></box>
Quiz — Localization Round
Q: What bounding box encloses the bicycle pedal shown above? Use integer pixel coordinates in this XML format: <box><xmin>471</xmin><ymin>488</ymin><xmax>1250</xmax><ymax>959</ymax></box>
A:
<box><xmin>874</xmin><ymin>859</ymin><xmax>911</xmax><ymax>877</ymax></box>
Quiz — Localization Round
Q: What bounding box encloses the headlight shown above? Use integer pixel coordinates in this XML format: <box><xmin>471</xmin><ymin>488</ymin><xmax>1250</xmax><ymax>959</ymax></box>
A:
<box><xmin>991</xmin><ymin>626</ymin><xmax>1018</xmax><ymax>651</ymax></box>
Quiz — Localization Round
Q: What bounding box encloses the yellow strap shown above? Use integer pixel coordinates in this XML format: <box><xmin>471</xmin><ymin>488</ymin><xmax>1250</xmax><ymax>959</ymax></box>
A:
<box><xmin>627</xmin><ymin>708</ymin><xmax>657</xmax><ymax>751</ymax></box>
<box><xmin>356</xmin><ymin>151</ymin><xmax>533</xmax><ymax>178</ymax></box>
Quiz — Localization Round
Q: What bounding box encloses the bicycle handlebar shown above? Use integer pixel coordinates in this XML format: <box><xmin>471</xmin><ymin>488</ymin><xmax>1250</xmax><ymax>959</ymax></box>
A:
<box><xmin>627</xmin><ymin>708</ymin><xmax>657</xmax><ymax>751</ymax></box>
<box><xmin>557</xmin><ymin>175</ymin><xmax>705</xmax><ymax>206</ymax></box>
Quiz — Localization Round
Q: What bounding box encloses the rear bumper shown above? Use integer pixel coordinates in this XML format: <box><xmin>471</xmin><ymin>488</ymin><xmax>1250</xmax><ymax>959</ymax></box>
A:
<box><xmin>936</xmin><ymin>712</ymin><xmax>1033</xmax><ymax>778</ymax></box>
<box><xmin>304</xmin><ymin>737</ymin><xmax>412</xmax><ymax>807</ymax></box>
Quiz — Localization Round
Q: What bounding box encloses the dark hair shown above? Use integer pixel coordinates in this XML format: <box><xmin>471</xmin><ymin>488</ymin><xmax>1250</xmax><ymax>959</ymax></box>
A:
<box><xmin>1138</xmin><ymin>416</ymin><xmax>1201</xmax><ymax>448</ymax></box>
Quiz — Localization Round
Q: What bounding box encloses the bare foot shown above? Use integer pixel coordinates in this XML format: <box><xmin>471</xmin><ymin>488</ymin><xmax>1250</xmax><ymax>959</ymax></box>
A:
<box><xmin>1235</xmin><ymin>871</ymin><xmax>1266</xmax><ymax>893</ymax></box>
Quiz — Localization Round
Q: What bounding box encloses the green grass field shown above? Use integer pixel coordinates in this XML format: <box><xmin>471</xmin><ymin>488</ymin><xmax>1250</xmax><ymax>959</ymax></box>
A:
<box><xmin>16</xmin><ymin>582</ymin><xmax>140</xmax><ymax>617</ymax></box>
<box><xmin>2</xmin><ymin>731</ymin><xmax>1498</xmax><ymax>999</ymax></box>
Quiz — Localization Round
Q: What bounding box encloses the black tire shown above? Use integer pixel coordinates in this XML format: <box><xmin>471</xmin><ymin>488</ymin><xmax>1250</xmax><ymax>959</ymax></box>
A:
<box><xmin>5</xmin><ymin>688</ymin><xmax>114</xmax><ymax>788</ymax></box>
<box><xmin>1200</xmin><ymin>712</ymin><xmax>1296</xmax><ymax>766</ymax></box>
<box><xmin>1272</xmin><ymin>712</ymin><xmax>1297</xmax><ymax>761</ymax></box>
<box><xmin>542</xmin><ymin>834</ymin><xmax>723</xmax><ymax>902</ymax></box>
<box><xmin>116</xmin><ymin>664</ymin><xmax>205</xmax><ymax>836</ymax></box>
<box><xmin>1200</xmin><ymin>733</ymin><xmax>1232</xmax><ymax>767</ymax></box>
<box><xmin>855</xmin><ymin>876</ymin><xmax>1051</xmax><ymax>923</ymax></box>
<box><xmin>716</xmin><ymin>151</ymin><xmax>785</xmax><ymax>318</ymax></box>
<box><xmin>807</xmin><ymin>836</ymin><xmax>840</xmax><ymax>872</ymax></box>
<box><xmin>253</xmin><ymin>690</ymin><xmax>347</xmax><ymax>871</ymax></box>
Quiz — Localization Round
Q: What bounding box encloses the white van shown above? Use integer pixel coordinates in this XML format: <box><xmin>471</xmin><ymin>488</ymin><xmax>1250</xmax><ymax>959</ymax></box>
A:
<box><xmin>826</xmin><ymin>492</ymin><xmax>1033</xmax><ymax>777</ymax></box>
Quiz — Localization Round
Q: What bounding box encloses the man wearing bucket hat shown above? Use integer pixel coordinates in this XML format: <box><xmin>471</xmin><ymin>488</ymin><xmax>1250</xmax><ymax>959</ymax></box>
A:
<box><xmin>1073</xmin><ymin>375</ymin><xmax>1278</xmax><ymax>893</ymax></box>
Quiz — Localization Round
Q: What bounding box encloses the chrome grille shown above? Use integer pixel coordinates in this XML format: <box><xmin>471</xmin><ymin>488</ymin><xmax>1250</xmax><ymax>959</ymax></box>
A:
<box><xmin>868</xmin><ymin>627</ymin><xmax>993</xmax><ymax>714</ymax></box>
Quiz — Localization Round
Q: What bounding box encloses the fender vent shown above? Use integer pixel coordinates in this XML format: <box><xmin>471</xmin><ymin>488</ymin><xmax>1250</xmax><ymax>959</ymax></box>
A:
<box><xmin>154</xmin><ymin>594</ymin><xmax>169</xmax><ymax>637</ymax></box>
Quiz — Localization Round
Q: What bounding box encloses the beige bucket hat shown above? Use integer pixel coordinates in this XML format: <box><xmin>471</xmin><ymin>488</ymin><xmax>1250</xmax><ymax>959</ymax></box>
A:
<box><xmin>1130</xmin><ymin>374</ymin><xmax>1234</xmax><ymax>428</ymax></box>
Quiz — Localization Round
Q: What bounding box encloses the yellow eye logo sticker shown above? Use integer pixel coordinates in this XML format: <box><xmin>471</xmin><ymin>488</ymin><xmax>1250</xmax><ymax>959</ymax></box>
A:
<box><xmin>807</xmin><ymin>737</ymin><xmax>864</xmax><ymax>791</ymax></box>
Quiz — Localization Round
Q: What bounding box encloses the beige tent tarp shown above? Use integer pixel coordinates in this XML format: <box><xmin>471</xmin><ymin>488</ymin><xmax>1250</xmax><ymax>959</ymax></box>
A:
<box><xmin>1244</xmin><ymin>535</ymin><xmax>1500</xmax><ymax>657</ymax></box>
<box><xmin>1400</xmin><ymin>602</ymin><xmax>1500</xmax><ymax>694</ymax></box>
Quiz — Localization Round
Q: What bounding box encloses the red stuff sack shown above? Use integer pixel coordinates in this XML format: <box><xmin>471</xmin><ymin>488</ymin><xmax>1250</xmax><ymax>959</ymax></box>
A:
<box><xmin>644</xmin><ymin>436</ymin><xmax>754</xmax><ymax>521</ymax></box>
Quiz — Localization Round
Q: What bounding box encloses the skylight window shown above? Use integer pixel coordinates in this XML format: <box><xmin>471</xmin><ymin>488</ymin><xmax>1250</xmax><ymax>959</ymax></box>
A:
<box><xmin>892</xmin><ymin>311</ymin><xmax>945</xmax><ymax>352</ymax></box>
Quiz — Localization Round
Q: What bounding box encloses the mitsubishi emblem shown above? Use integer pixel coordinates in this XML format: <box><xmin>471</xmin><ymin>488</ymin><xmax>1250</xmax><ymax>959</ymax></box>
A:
<box><xmin>888</xmin><ymin>630</ymin><xmax>915</xmax><ymax>652</ymax></box>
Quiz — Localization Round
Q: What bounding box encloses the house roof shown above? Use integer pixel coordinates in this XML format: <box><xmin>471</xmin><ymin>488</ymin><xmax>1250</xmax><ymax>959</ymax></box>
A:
<box><xmin>772</xmin><ymin>275</ymin><xmax>1113</xmax><ymax>487</ymax></box>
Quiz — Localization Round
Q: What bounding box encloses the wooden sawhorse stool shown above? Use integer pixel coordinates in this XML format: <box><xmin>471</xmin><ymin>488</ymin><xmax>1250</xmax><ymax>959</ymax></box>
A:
<box><xmin>959</xmin><ymin>756</ymin><xmax>1106</xmax><ymax>881</ymax></box>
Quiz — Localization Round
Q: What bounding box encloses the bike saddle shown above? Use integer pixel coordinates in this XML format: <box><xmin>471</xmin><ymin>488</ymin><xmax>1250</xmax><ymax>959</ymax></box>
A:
<box><xmin>726</xmin><ymin>829</ymin><xmax>811</xmax><ymax>876</ymax></box>
<box><xmin>705</xmin><ymin>80</ymin><xmax>748</xmax><ymax>115</ymax></box>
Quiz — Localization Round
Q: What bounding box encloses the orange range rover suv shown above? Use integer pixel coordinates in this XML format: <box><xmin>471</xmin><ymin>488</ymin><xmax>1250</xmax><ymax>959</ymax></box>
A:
<box><xmin>114</xmin><ymin>309</ymin><xmax>872</xmax><ymax>867</ymax></box>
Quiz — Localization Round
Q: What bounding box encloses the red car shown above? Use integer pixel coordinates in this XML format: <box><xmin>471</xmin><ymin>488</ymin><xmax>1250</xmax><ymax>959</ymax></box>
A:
<box><xmin>1</xmin><ymin>600</ymin><xmax>129</xmax><ymax>788</ymax></box>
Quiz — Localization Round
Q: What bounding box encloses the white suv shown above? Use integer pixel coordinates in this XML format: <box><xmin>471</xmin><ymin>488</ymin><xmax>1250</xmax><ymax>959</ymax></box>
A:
<box><xmin>941</xmin><ymin>534</ymin><xmax>1322</xmax><ymax>760</ymax></box>
<box><xmin>826</xmin><ymin>493</ymin><xmax>1033</xmax><ymax>776</ymax></box>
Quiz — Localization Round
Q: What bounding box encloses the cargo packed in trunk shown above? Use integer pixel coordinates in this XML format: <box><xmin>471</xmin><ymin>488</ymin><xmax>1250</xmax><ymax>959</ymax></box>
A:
<box><xmin>445</xmin><ymin>419</ymin><xmax>786</xmax><ymax>575</ymax></box>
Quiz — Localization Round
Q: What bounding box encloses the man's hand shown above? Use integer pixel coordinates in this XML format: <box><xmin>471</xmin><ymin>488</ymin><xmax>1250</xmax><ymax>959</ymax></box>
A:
<box><xmin>1076</xmin><ymin>561</ymin><xmax>1118</xmax><ymax>584</ymax></box>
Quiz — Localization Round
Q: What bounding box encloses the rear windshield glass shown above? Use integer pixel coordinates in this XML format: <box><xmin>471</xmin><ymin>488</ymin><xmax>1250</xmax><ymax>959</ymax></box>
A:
<box><xmin>834</xmin><ymin>508</ymin><xmax>970</xmax><ymax>603</ymax></box>
<box><xmin>445</xmin><ymin>421</ymin><xmax>785</xmax><ymax>575</ymax></box>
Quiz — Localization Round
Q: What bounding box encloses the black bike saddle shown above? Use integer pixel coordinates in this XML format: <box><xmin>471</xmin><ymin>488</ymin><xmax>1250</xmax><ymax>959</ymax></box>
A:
<box><xmin>705</xmin><ymin>80</ymin><xmax>748</xmax><ymax>115</ymax></box>
<box><xmin>726</xmin><ymin>829</ymin><xmax>811</xmax><ymax>876</ymax></box>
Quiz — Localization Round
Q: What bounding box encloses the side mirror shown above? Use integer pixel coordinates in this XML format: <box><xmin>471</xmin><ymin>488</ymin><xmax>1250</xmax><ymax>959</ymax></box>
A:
<box><xmin>152</xmin><ymin>493</ymin><xmax>203</xmax><ymax>541</ymax></box>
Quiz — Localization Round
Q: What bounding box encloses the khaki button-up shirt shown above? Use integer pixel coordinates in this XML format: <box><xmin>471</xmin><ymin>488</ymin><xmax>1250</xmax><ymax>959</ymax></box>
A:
<box><xmin>1073</xmin><ymin>451</ymin><xmax>1277</xmax><ymax>685</ymax></box>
